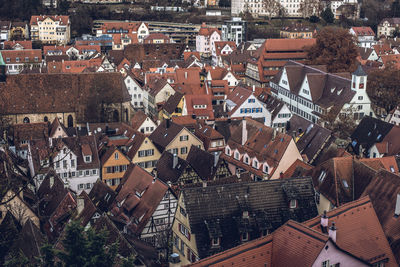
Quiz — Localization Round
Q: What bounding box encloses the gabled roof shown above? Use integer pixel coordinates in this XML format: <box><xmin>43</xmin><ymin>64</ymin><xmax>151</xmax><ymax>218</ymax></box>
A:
<box><xmin>155</xmin><ymin>151</ymin><xmax>188</xmax><ymax>184</ymax></box>
<box><xmin>226</xmin><ymin>86</ymin><xmax>253</xmax><ymax>115</ymax></box>
<box><xmin>88</xmin><ymin>179</ymin><xmax>116</xmax><ymax>212</ymax></box>
<box><xmin>111</xmin><ymin>164</ymin><xmax>168</xmax><ymax>234</ymax></box>
<box><xmin>3</xmin><ymin>40</ymin><xmax>32</xmax><ymax>50</ymax></box>
<box><xmin>282</xmin><ymin>159</ymin><xmax>313</xmax><ymax>178</ymax></box>
<box><xmin>1</xmin><ymin>49</ymin><xmax>41</xmax><ymax>64</ymax></box>
<box><xmin>351</xmin><ymin>26</ymin><xmax>375</xmax><ymax>36</ymax></box>
<box><xmin>304</xmin><ymin>195</ymin><xmax>398</xmax><ymax>266</ymax></box>
<box><xmin>162</xmin><ymin>91</ymin><xmax>184</xmax><ymax>115</ymax></box>
<box><xmin>184</xmin><ymin>94</ymin><xmax>214</xmax><ymax>120</ymax></box>
<box><xmin>186</xmin><ymin>145</ymin><xmax>220</xmax><ymax>181</ymax></box>
<box><xmin>126</xmin><ymin>131</ymin><xmax>147</xmax><ymax>159</ymax></box>
<box><xmin>350</xmin><ymin>116</ymin><xmax>394</xmax><ymax>156</ymax></box>
<box><xmin>30</xmin><ymin>15</ymin><xmax>69</xmax><ymax>25</ymax></box>
<box><xmin>182</xmin><ymin>177</ymin><xmax>318</xmax><ymax>259</ymax></box>
<box><xmin>149</xmin><ymin>120</ymin><xmax>185</xmax><ymax>152</ymax></box>
<box><xmin>359</xmin><ymin>156</ymin><xmax>399</xmax><ymax>173</ymax></box>
<box><xmin>308</xmin><ymin>157</ymin><xmax>377</xmax><ymax>207</ymax></box>
<box><xmin>198</xmin><ymin>23</ymin><xmax>220</xmax><ymax>37</ymax></box>
<box><xmin>130</xmin><ymin>110</ymin><xmax>149</xmax><ymax>131</ymax></box>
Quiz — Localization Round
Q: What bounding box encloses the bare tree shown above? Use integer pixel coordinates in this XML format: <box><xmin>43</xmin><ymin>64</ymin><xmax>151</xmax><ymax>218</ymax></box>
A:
<box><xmin>299</xmin><ymin>0</ymin><xmax>324</xmax><ymax>17</ymax></box>
<box><xmin>263</xmin><ymin>0</ymin><xmax>286</xmax><ymax>19</ymax></box>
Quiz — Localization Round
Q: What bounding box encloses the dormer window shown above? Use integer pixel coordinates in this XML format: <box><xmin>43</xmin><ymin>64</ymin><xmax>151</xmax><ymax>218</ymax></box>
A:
<box><xmin>252</xmin><ymin>160</ymin><xmax>258</xmax><ymax>169</ymax></box>
<box><xmin>242</xmin><ymin>211</ymin><xmax>249</xmax><ymax>218</ymax></box>
<box><xmin>263</xmin><ymin>165</ymin><xmax>268</xmax><ymax>174</ymax></box>
<box><xmin>234</xmin><ymin>151</ymin><xmax>240</xmax><ymax>160</ymax></box>
<box><xmin>289</xmin><ymin>199</ymin><xmax>297</xmax><ymax>209</ymax></box>
<box><xmin>225</xmin><ymin>147</ymin><xmax>231</xmax><ymax>155</ymax></box>
<box><xmin>244</xmin><ymin>156</ymin><xmax>249</xmax><ymax>164</ymax></box>
<box><xmin>115</xmin><ymin>152</ymin><xmax>119</xmax><ymax>160</ymax></box>
<box><xmin>211</xmin><ymin>237</ymin><xmax>220</xmax><ymax>247</ymax></box>
<box><xmin>85</xmin><ymin>156</ymin><xmax>92</xmax><ymax>163</ymax></box>
<box><xmin>241</xmin><ymin>232</ymin><xmax>249</xmax><ymax>242</ymax></box>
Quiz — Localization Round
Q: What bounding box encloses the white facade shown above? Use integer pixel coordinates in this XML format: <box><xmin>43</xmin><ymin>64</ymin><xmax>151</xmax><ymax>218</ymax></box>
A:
<box><xmin>196</xmin><ymin>30</ymin><xmax>221</xmax><ymax>54</ymax></box>
<box><xmin>138</xmin><ymin>117</ymin><xmax>158</xmax><ymax>134</ymax></box>
<box><xmin>349</xmin><ymin>28</ymin><xmax>377</xmax><ymax>48</ymax></box>
<box><xmin>386</xmin><ymin>107</ymin><xmax>400</xmax><ymax>126</ymax></box>
<box><xmin>212</xmin><ymin>44</ymin><xmax>234</xmax><ymax>66</ymax></box>
<box><xmin>231</xmin><ymin>0</ymin><xmax>304</xmax><ymax>18</ymax></box>
<box><xmin>124</xmin><ymin>75</ymin><xmax>147</xmax><ymax>109</ymax></box>
<box><xmin>31</xmin><ymin>16</ymin><xmax>70</xmax><ymax>45</ymax></box>
<box><xmin>228</xmin><ymin>94</ymin><xmax>272</xmax><ymax>126</ymax></box>
<box><xmin>271</xmin><ymin>104</ymin><xmax>292</xmax><ymax>130</ymax></box>
<box><xmin>141</xmin><ymin>189</ymin><xmax>178</xmax><ymax>250</ymax></box>
<box><xmin>221</xmin><ymin>17</ymin><xmax>247</xmax><ymax>46</ymax></box>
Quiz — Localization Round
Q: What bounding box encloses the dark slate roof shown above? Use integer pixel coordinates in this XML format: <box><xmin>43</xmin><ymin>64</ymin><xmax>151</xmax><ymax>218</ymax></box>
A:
<box><xmin>287</xmin><ymin>115</ymin><xmax>333</xmax><ymax>164</ymax></box>
<box><xmin>88</xmin><ymin>179</ymin><xmax>116</xmax><ymax>212</ymax></box>
<box><xmin>155</xmin><ymin>151</ymin><xmax>188</xmax><ymax>184</ymax></box>
<box><xmin>162</xmin><ymin>91</ymin><xmax>183</xmax><ymax>115</ymax></box>
<box><xmin>350</xmin><ymin>116</ymin><xmax>394</xmax><ymax>156</ymax></box>
<box><xmin>186</xmin><ymin>145</ymin><xmax>220</xmax><ymax>181</ymax></box>
<box><xmin>214</xmin><ymin>119</ymin><xmax>242</xmax><ymax>142</ymax></box>
<box><xmin>353</xmin><ymin>65</ymin><xmax>367</xmax><ymax>76</ymax></box>
<box><xmin>308</xmin><ymin>157</ymin><xmax>377</xmax><ymax>207</ymax></box>
<box><xmin>181</xmin><ymin>177</ymin><xmax>318</xmax><ymax>259</ymax></box>
<box><xmin>149</xmin><ymin>120</ymin><xmax>184</xmax><ymax>152</ymax></box>
<box><xmin>14</xmin><ymin>219</ymin><xmax>45</xmax><ymax>262</ymax></box>
<box><xmin>264</xmin><ymin>96</ymin><xmax>286</xmax><ymax>121</ymax></box>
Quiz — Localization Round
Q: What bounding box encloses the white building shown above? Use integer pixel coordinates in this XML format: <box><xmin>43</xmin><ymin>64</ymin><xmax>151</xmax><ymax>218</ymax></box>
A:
<box><xmin>270</xmin><ymin>61</ymin><xmax>374</xmax><ymax>124</ymax></box>
<box><xmin>378</xmin><ymin>18</ymin><xmax>400</xmax><ymax>38</ymax></box>
<box><xmin>30</xmin><ymin>15</ymin><xmax>71</xmax><ymax>45</ymax></box>
<box><xmin>386</xmin><ymin>107</ymin><xmax>400</xmax><ymax>126</ymax></box>
<box><xmin>221</xmin><ymin>17</ymin><xmax>247</xmax><ymax>46</ymax></box>
<box><xmin>0</xmin><ymin>21</ymin><xmax>10</xmax><ymax>41</ymax></box>
<box><xmin>225</xmin><ymin>86</ymin><xmax>272</xmax><ymax>126</ymax></box>
<box><xmin>124</xmin><ymin>74</ymin><xmax>146</xmax><ymax>109</ymax></box>
<box><xmin>349</xmin><ymin>27</ymin><xmax>377</xmax><ymax>48</ymax></box>
<box><xmin>196</xmin><ymin>23</ymin><xmax>221</xmax><ymax>55</ymax></box>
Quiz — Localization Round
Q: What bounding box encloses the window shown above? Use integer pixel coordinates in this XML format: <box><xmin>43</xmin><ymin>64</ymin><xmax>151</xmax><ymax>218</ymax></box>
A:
<box><xmin>180</xmin><ymin>207</ymin><xmax>187</xmax><ymax>217</ymax></box>
<box><xmin>56</xmin><ymin>161</ymin><xmax>60</xmax><ymax>168</ymax></box>
<box><xmin>248</xmin><ymin>98</ymin><xmax>255</xmax><ymax>103</ymax></box>
<box><xmin>315</xmin><ymin>191</ymin><xmax>320</xmax><ymax>204</ymax></box>
<box><xmin>244</xmin><ymin>156</ymin><xmax>249</xmax><ymax>164</ymax></box>
<box><xmin>181</xmin><ymin>147</ymin><xmax>188</xmax><ymax>154</ymax></box>
<box><xmin>241</xmin><ymin>232</ymin><xmax>249</xmax><ymax>241</ymax></box>
<box><xmin>234</xmin><ymin>152</ymin><xmax>240</xmax><ymax>160</ymax></box>
<box><xmin>71</xmin><ymin>159</ymin><xmax>75</xmax><ymax>167</ymax></box>
<box><xmin>211</xmin><ymin>237</ymin><xmax>220</xmax><ymax>246</ymax></box>
<box><xmin>115</xmin><ymin>152</ymin><xmax>119</xmax><ymax>160</ymax></box>
<box><xmin>252</xmin><ymin>160</ymin><xmax>258</xmax><ymax>169</ymax></box>
<box><xmin>92</xmin><ymin>169</ymin><xmax>97</xmax><ymax>175</ymax></box>
<box><xmin>180</xmin><ymin>135</ymin><xmax>189</xmax><ymax>141</ymax></box>
<box><xmin>358</xmin><ymin>96</ymin><xmax>363</xmax><ymax>100</ymax></box>
<box><xmin>358</xmin><ymin>105</ymin><xmax>363</xmax><ymax>110</ymax></box>
<box><xmin>322</xmin><ymin>260</ymin><xmax>329</xmax><ymax>267</ymax></box>
<box><xmin>179</xmin><ymin>224</ymin><xmax>191</xmax><ymax>240</ymax></box>
<box><xmin>85</xmin><ymin>156</ymin><xmax>91</xmax><ymax>163</ymax></box>
<box><xmin>85</xmin><ymin>170</ymin><xmax>90</xmax><ymax>176</ymax></box>
<box><xmin>16</xmin><ymin>57</ymin><xmax>20</xmax><ymax>62</ymax></box>
<box><xmin>263</xmin><ymin>165</ymin><xmax>268</xmax><ymax>173</ymax></box>
<box><xmin>63</xmin><ymin>160</ymin><xmax>67</xmax><ymax>169</ymax></box>
<box><xmin>289</xmin><ymin>199</ymin><xmax>297</xmax><ymax>209</ymax></box>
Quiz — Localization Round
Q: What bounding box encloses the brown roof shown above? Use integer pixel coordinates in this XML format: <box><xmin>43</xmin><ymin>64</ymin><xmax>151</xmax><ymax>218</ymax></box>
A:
<box><xmin>198</xmin><ymin>23</ymin><xmax>220</xmax><ymax>37</ymax></box>
<box><xmin>351</xmin><ymin>26</ymin><xmax>375</xmax><ymax>36</ymax></box>
<box><xmin>304</xmin><ymin>196</ymin><xmax>398</xmax><ymax>266</ymax></box>
<box><xmin>30</xmin><ymin>15</ymin><xmax>69</xmax><ymax>26</ymax></box>
<box><xmin>1</xmin><ymin>49</ymin><xmax>41</xmax><ymax>64</ymax></box>
<box><xmin>264</xmin><ymin>38</ymin><xmax>316</xmax><ymax>52</ymax></box>
<box><xmin>130</xmin><ymin>110</ymin><xmax>149</xmax><ymax>131</ymax></box>
<box><xmin>0</xmin><ymin>73</ymin><xmax>130</xmax><ymax>122</ymax></box>
<box><xmin>185</xmin><ymin>94</ymin><xmax>214</xmax><ymax>120</ymax></box>
<box><xmin>149</xmin><ymin>120</ymin><xmax>185</xmax><ymax>152</ymax></box>
<box><xmin>3</xmin><ymin>40</ymin><xmax>32</xmax><ymax>50</ymax></box>
<box><xmin>111</xmin><ymin>164</ymin><xmax>168</xmax><ymax>234</ymax></box>
<box><xmin>226</xmin><ymin>86</ymin><xmax>253</xmax><ymax>115</ymax></box>
<box><xmin>282</xmin><ymin>159</ymin><xmax>313</xmax><ymax>178</ymax></box>
<box><xmin>359</xmin><ymin>156</ymin><xmax>399</xmax><ymax>173</ymax></box>
<box><xmin>12</xmin><ymin>122</ymin><xmax>49</xmax><ymax>146</ymax></box>
<box><xmin>162</xmin><ymin>91</ymin><xmax>184</xmax><ymax>115</ymax></box>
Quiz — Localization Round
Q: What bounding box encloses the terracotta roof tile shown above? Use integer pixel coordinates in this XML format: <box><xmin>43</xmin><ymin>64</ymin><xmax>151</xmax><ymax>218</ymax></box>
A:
<box><xmin>30</xmin><ymin>15</ymin><xmax>69</xmax><ymax>26</ymax></box>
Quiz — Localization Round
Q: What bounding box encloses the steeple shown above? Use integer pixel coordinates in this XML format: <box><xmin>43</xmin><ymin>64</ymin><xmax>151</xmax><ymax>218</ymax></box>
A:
<box><xmin>351</xmin><ymin>65</ymin><xmax>367</xmax><ymax>91</ymax></box>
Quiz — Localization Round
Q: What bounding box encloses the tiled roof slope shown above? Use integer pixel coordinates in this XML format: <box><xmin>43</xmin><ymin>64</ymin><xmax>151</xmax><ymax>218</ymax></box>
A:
<box><xmin>304</xmin><ymin>196</ymin><xmax>398</xmax><ymax>266</ymax></box>
<box><xmin>361</xmin><ymin>169</ymin><xmax>400</xmax><ymax>263</ymax></box>
<box><xmin>0</xmin><ymin>73</ymin><xmax>130</xmax><ymax>122</ymax></box>
<box><xmin>149</xmin><ymin>120</ymin><xmax>184</xmax><ymax>152</ymax></box>
<box><xmin>182</xmin><ymin>177</ymin><xmax>318</xmax><ymax>259</ymax></box>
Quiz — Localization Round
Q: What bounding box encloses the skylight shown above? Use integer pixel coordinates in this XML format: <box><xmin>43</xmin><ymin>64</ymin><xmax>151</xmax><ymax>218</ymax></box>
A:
<box><xmin>318</xmin><ymin>171</ymin><xmax>326</xmax><ymax>182</ymax></box>
<box><xmin>342</xmin><ymin>180</ymin><xmax>349</xmax><ymax>188</ymax></box>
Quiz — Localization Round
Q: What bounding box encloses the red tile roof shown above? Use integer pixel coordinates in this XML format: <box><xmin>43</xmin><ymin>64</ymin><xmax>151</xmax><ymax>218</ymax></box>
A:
<box><xmin>359</xmin><ymin>156</ymin><xmax>399</xmax><ymax>173</ymax></box>
<box><xmin>198</xmin><ymin>23</ymin><xmax>220</xmax><ymax>37</ymax></box>
<box><xmin>30</xmin><ymin>15</ymin><xmax>70</xmax><ymax>26</ymax></box>
<box><xmin>1</xmin><ymin>49</ymin><xmax>41</xmax><ymax>64</ymax></box>
<box><xmin>214</xmin><ymin>41</ymin><xmax>236</xmax><ymax>56</ymax></box>
<box><xmin>304</xmin><ymin>196</ymin><xmax>398</xmax><ymax>266</ymax></box>
<box><xmin>3</xmin><ymin>40</ymin><xmax>32</xmax><ymax>50</ymax></box>
<box><xmin>351</xmin><ymin>26</ymin><xmax>375</xmax><ymax>36</ymax></box>
<box><xmin>185</xmin><ymin>94</ymin><xmax>215</xmax><ymax>120</ymax></box>
<box><xmin>282</xmin><ymin>158</ymin><xmax>313</xmax><ymax>178</ymax></box>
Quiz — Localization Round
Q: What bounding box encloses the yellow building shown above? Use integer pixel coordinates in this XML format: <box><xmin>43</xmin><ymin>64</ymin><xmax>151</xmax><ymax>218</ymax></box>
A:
<box><xmin>161</xmin><ymin>92</ymin><xmax>184</xmax><ymax>120</ymax></box>
<box><xmin>100</xmin><ymin>145</ymin><xmax>130</xmax><ymax>190</ymax></box>
<box><xmin>149</xmin><ymin>120</ymin><xmax>204</xmax><ymax>160</ymax></box>
<box><xmin>127</xmin><ymin>132</ymin><xmax>161</xmax><ymax>173</ymax></box>
<box><xmin>30</xmin><ymin>15</ymin><xmax>71</xmax><ymax>45</ymax></box>
<box><xmin>280</xmin><ymin>25</ymin><xmax>315</xmax><ymax>39</ymax></box>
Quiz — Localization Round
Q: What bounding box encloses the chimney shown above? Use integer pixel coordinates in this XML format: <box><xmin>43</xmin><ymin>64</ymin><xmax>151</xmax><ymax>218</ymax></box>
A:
<box><xmin>272</xmin><ymin>128</ymin><xmax>277</xmax><ymax>141</ymax></box>
<box><xmin>213</xmin><ymin>152</ymin><xmax>219</xmax><ymax>167</ymax></box>
<box><xmin>329</xmin><ymin>222</ymin><xmax>337</xmax><ymax>243</ymax></box>
<box><xmin>77</xmin><ymin>195</ymin><xmax>85</xmax><ymax>215</ymax></box>
<box><xmin>172</xmin><ymin>154</ymin><xmax>178</xmax><ymax>169</ymax></box>
<box><xmin>49</xmin><ymin>137</ymin><xmax>53</xmax><ymax>147</ymax></box>
<box><xmin>395</xmin><ymin>193</ymin><xmax>400</xmax><ymax>217</ymax></box>
<box><xmin>49</xmin><ymin>176</ymin><xmax>54</xmax><ymax>189</ymax></box>
<box><xmin>185</xmin><ymin>71</ymin><xmax>187</xmax><ymax>79</ymax></box>
<box><xmin>320</xmin><ymin>210</ymin><xmax>328</xmax><ymax>233</ymax></box>
<box><xmin>242</xmin><ymin>118</ymin><xmax>247</xmax><ymax>146</ymax></box>
<box><xmin>252</xmin><ymin>85</ymin><xmax>255</xmax><ymax>93</ymax></box>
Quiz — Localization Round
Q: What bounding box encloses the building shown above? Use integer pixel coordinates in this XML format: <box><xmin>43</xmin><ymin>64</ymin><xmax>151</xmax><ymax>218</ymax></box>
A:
<box><xmin>182</xmin><ymin>94</ymin><xmax>215</xmax><ymax>120</ymax></box>
<box><xmin>225</xmin><ymin>86</ymin><xmax>271</xmax><ymax>125</ymax></box>
<box><xmin>0</xmin><ymin>72</ymin><xmax>132</xmax><ymax>126</ymax></box>
<box><xmin>124</xmin><ymin>73</ymin><xmax>146</xmax><ymax>109</ymax></box>
<box><xmin>378</xmin><ymin>18</ymin><xmax>400</xmax><ymax>38</ymax></box>
<box><xmin>270</xmin><ymin>61</ymin><xmax>374</xmax><ymax>124</ymax></box>
<box><xmin>126</xmin><ymin>131</ymin><xmax>161</xmax><ymax>172</ymax></box>
<box><xmin>0</xmin><ymin>21</ymin><xmax>10</xmax><ymax>41</ymax></box>
<box><xmin>280</xmin><ymin>24</ymin><xmax>315</xmax><ymax>39</ymax></box>
<box><xmin>149</xmin><ymin>120</ymin><xmax>204</xmax><ymax>160</ymax></box>
<box><xmin>0</xmin><ymin>49</ymin><xmax>42</xmax><ymax>74</ymax></box>
<box><xmin>130</xmin><ymin>110</ymin><xmax>157</xmax><ymax>134</ymax></box>
<box><xmin>42</xmin><ymin>0</ymin><xmax>58</xmax><ymax>8</ymax></box>
<box><xmin>223</xmin><ymin>118</ymin><xmax>302</xmax><ymax>180</ymax></box>
<box><xmin>386</xmin><ymin>106</ymin><xmax>400</xmax><ymax>126</ymax></box>
<box><xmin>350</xmin><ymin>116</ymin><xmax>400</xmax><ymax>158</ymax></box>
<box><xmin>100</xmin><ymin>145</ymin><xmax>130</xmax><ymax>190</ymax></box>
<box><xmin>349</xmin><ymin>26</ymin><xmax>377</xmax><ymax>48</ymax></box>
<box><xmin>196</xmin><ymin>23</ymin><xmax>221</xmax><ymax>56</ymax></box>
<box><xmin>30</xmin><ymin>15</ymin><xmax>71</xmax><ymax>45</ymax></box>
<box><xmin>221</xmin><ymin>17</ymin><xmax>247</xmax><ymax>46</ymax></box>
<box><xmin>212</xmin><ymin>41</ymin><xmax>236</xmax><ymax>66</ymax></box>
<box><xmin>144</xmin><ymin>33</ymin><xmax>172</xmax><ymax>44</ymax></box>
<box><xmin>172</xmin><ymin>177</ymin><xmax>318</xmax><ymax>265</ymax></box>
<box><xmin>10</xmin><ymin>22</ymin><xmax>29</xmax><ymax>40</ymax></box>
<box><xmin>96</xmin><ymin>21</ymin><xmax>149</xmax><ymax>43</ymax></box>
<box><xmin>245</xmin><ymin>38</ymin><xmax>316</xmax><ymax>87</ymax></box>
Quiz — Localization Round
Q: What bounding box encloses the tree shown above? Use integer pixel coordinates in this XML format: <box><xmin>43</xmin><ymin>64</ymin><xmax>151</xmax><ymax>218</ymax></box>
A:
<box><xmin>367</xmin><ymin>66</ymin><xmax>400</xmax><ymax>113</ymax></box>
<box><xmin>263</xmin><ymin>0</ymin><xmax>286</xmax><ymax>19</ymax></box>
<box><xmin>322</xmin><ymin>106</ymin><xmax>357</xmax><ymax>139</ymax></box>
<box><xmin>56</xmin><ymin>220</ymin><xmax>120</xmax><ymax>267</ymax></box>
<box><xmin>321</xmin><ymin>7</ymin><xmax>334</xmax><ymax>23</ymax></box>
<box><xmin>307</xmin><ymin>27</ymin><xmax>358</xmax><ymax>73</ymax></box>
<box><xmin>299</xmin><ymin>0</ymin><xmax>323</xmax><ymax>18</ymax></box>
<box><xmin>309</xmin><ymin>15</ymin><xmax>320</xmax><ymax>23</ymax></box>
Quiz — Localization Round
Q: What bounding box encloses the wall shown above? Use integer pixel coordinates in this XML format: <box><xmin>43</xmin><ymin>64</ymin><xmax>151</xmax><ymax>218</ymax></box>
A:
<box><xmin>131</xmin><ymin>137</ymin><xmax>161</xmax><ymax>172</ymax></box>
<box><xmin>317</xmin><ymin>193</ymin><xmax>334</xmax><ymax>215</ymax></box>
<box><xmin>166</xmin><ymin>128</ymin><xmax>204</xmax><ymax>160</ymax></box>
<box><xmin>7</xmin><ymin>112</ymin><xmax>76</xmax><ymax>126</ymax></box>
<box><xmin>271</xmin><ymin>139</ymin><xmax>302</xmax><ymax>179</ymax></box>
<box><xmin>102</xmin><ymin>149</ymin><xmax>130</xmax><ymax>190</ymax></box>
<box><xmin>312</xmin><ymin>240</ymin><xmax>369</xmax><ymax>267</ymax></box>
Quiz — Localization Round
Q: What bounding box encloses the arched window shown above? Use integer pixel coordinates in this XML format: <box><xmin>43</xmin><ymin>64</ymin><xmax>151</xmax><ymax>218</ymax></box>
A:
<box><xmin>44</xmin><ymin>116</ymin><xmax>48</xmax><ymax>122</ymax></box>
<box><xmin>67</xmin><ymin>115</ymin><xmax>73</xmax><ymax>128</ymax></box>
<box><xmin>23</xmin><ymin>117</ymin><xmax>30</xmax><ymax>123</ymax></box>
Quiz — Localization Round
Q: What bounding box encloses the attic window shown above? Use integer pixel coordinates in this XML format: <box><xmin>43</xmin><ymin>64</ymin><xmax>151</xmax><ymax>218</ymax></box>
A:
<box><xmin>376</xmin><ymin>134</ymin><xmax>382</xmax><ymax>141</ymax></box>
<box><xmin>337</xmin><ymin>89</ymin><xmax>343</xmax><ymax>95</ymax></box>
<box><xmin>390</xmin><ymin>166</ymin><xmax>395</xmax><ymax>172</ymax></box>
<box><xmin>84</xmin><ymin>156</ymin><xmax>92</xmax><ymax>163</ymax></box>
<box><xmin>242</xmin><ymin>211</ymin><xmax>249</xmax><ymax>218</ymax></box>
<box><xmin>241</xmin><ymin>232</ymin><xmax>249</xmax><ymax>242</ymax></box>
<box><xmin>211</xmin><ymin>237</ymin><xmax>220</xmax><ymax>247</ymax></box>
<box><xmin>234</xmin><ymin>152</ymin><xmax>240</xmax><ymax>160</ymax></box>
<box><xmin>318</xmin><ymin>171</ymin><xmax>327</xmax><ymax>183</ymax></box>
